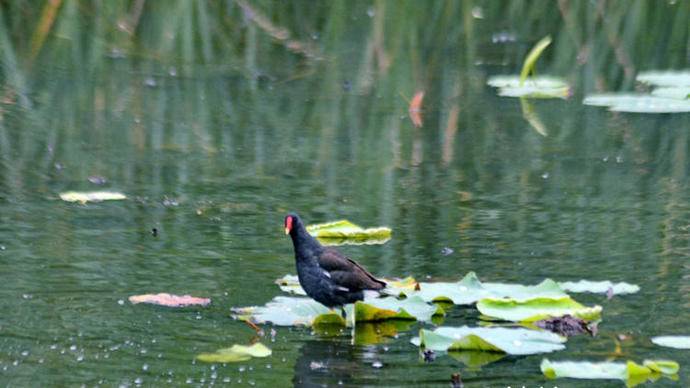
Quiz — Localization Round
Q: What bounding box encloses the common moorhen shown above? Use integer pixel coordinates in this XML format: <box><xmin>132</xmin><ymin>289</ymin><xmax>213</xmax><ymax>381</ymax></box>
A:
<box><xmin>284</xmin><ymin>213</ymin><xmax>386</xmax><ymax>315</ymax></box>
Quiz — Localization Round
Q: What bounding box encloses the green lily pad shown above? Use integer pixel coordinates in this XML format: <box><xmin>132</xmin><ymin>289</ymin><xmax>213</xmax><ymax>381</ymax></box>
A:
<box><xmin>651</xmin><ymin>336</ymin><xmax>690</xmax><ymax>349</ymax></box>
<box><xmin>476</xmin><ymin>296</ymin><xmax>602</xmax><ymax>322</ymax></box>
<box><xmin>487</xmin><ymin>75</ymin><xmax>570</xmax><ymax>99</ymax></box>
<box><xmin>306</xmin><ymin>220</ymin><xmax>391</xmax><ymax>245</ymax></box>
<box><xmin>558</xmin><ymin>280</ymin><xmax>640</xmax><ymax>295</ymax></box>
<box><xmin>232</xmin><ymin>296</ymin><xmax>335</xmax><ymax>326</ymax></box>
<box><xmin>59</xmin><ymin>191</ymin><xmax>127</xmax><ymax>203</ymax></box>
<box><xmin>583</xmin><ymin>94</ymin><xmax>690</xmax><ymax>113</ymax></box>
<box><xmin>541</xmin><ymin>358</ymin><xmax>679</xmax><ymax>387</ymax></box>
<box><xmin>274</xmin><ymin>275</ymin><xmax>306</xmax><ymax>295</ymax></box>
<box><xmin>355</xmin><ymin>295</ymin><xmax>443</xmax><ymax>323</ymax></box>
<box><xmin>411</xmin><ymin>326</ymin><xmax>566</xmax><ymax>355</ymax></box>
<box><xmin>396</xmin><ymin>272</ymin><xmax>567</xmax><ymax>305</ymax></box>
<box><xmin>651</xmin><ymin>87</ymin><xmax>690</xmax><ymax>100</ymax></box>
<box><xmin>275</xmin><ymin>274</ymin><xmax>417</xmax><ymax>297</ymax></box>
<box><xmin>636</xmin><ymin>70</ymin><xmax>690</xmax><ymax>87</ymax></box>
<box><xmin>196</xmin><ymin>343</ymin><xmax>271</xmax><ymax>363</ymax></box>
<box><xmin>232</xmin><ymin>295</ymin><xmax>440</xmax><ymax>327</ymax></box>
<box><xmin>447</xmin><ymin>351</ymin><xmax>506</xmax><ymax>369</ymax></box>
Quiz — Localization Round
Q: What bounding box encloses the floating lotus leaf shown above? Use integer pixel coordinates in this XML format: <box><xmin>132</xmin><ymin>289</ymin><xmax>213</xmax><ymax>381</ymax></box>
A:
<box><xmin>651</xmin><ymin>336</ymin><xmax>690</xmax><ymax>349</ymax></box>
<box><xmin>196</xmin><ymin>343</ymin><xmax>271</xmax><ymax>363</ymax></box>
<box><xmin>59</xmin><ymin>191</ymin><xmax>126</xmax><ymax>203</ymax></box>
<box><xmin>583</xmin><ymin>94</ymin><xmax>690</xmax><ymax>113</ymax></box>
<box><xmin>447</xmin><ymin>351</ymin><xmax>506</xmax><ymax>369</ymax></box>
<box><xmin>541</xmin><ymin>358</ymin><xmax>679</xmax><ymax>387</ymax></box>
<box><xmin>275</xmin><ymin>274</ymin><xmax>417</xmax><ymax>297</ymax></box>
<box><xmin>275</xmin><ymin>274</ymin><xmax>306</xmax><ymax>295</ymax></box>
<box><xmin>397</xmin><ymin>272</ymin><xmax>567</xmax><ymax>305</ymax></box>
<box><xmin>476</xmin><ymin>296</ymin><xmax>602</xmax><ymax>322</ymax></box>
<box><xmin>651</xmin><ymin>87</ymin><xmax>690</xmax><ymax>100</ymax></box>
<box><xmin>306</xmin><ymin>220</ymin><xmax>391</xmax><ymax>245</ymax></box>
<box><xmin>355</xmin><ymin>295</ymin><xmax>442</xmax><ymax>323</ymax></box>
<box><xmin>487</xmin><ymin>75</ymin><xmax>570</xmax><ymax>99</ymax></box>
<box><xmin>636</xmin><ymin>70</ymin><xmax>690</xmax><ymax>87</ymax></box>
<box><xmin>232</xmin><ymin>295</ymin><xmax>440</xmax><ymax>327</ymax></box>
<box><xmin>558</xmin><ymin>280</ymin><xmax>640</xmax><ymax>295</ymax></box>
<box><xmin>411</xmin><ymin>326</ymin><xmax>565</xmax><ymax>356</ymax></box>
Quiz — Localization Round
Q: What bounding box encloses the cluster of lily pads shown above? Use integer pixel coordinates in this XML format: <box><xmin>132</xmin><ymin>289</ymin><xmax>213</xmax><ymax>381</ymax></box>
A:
<box><xmin>223</xmin><ymin>219</ymin><xmax>687</xmax><ymax>386</ymax></box>
<box><xmin>487</xmin><ymin>35</ymin><xmax>690</xmax><ymax>140</ymax></box>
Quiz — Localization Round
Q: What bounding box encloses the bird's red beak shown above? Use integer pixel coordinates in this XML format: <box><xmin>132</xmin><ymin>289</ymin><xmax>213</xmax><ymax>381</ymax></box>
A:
<box><xmin>284</xmin><ymin>216</ymin><xmax>293</xmax><ymax>235</ymax></box>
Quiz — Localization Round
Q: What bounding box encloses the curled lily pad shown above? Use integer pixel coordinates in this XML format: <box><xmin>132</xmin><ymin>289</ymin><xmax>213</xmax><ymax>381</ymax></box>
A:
<box><xmin>476</xmin><ymin>296</ymin><xmax>602</xmax><ymax>322</ymax></box>
<box><xmin>396</xmin><ymin>272</ymin><xmax>567</xmax><ymax>305</ymax></box>
<box><xmin>306</xmin><ymin>220</ymin><xmax>391</xmax><ymax>245</ymax></box>
<box><xmin>651</xmin><ymin>336</ymin><xmax>690</xmax><ymax>349</ymax></box>
<box><xmin>59</xmin><ymin>191</ymin><xmax>126</xmax><ymax>203</ymax></box>
<box><xmin>583</xmin><ymin>94</ymin><xmax>690</xmax><ymax>113</ymax></box>
<box><xmin>129</xmin><ymin>293</ymin><xmax>211</xmax><ymax>307</ymax></box>
<box><xmin>636</xmin><ymin>70</ymin><xmax>690</xmax><ymax>87</ymax></box>
<box><xmin>232</xmin><ymin>296</ymin><xmax>335</xmax><ymax>327</ymax></box>
<box><xmin>558</xmin><ymin>280</ymin><xmax>640</xmax><ymax>295</ymax></box>
<box><xmin>411</xmin><ymin>326</ymin><xmax>565</xmax><ymax>356</ymax></box>
<box><xmin>196</xmin><ymin>343</ymin><xmax>271</xmax><ymax>363</ymax></box>
<box><xmin>487</xmin><ymin>75</ymin><xmax>570</xmax><ymax>99</ymax></box>
<box><xmin>541</xmin><ymin>358</ymin><xmax>679</xmax><ymax>387</ymax></box>
<box><xmin>355</xmin><ymin>296</ymin><xmax>443</xmax><ymax>323</ymax></box>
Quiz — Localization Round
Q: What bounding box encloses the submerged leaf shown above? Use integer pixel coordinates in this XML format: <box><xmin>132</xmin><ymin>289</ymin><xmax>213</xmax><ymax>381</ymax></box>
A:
<box><xmin>477</xmin><ymin>296</ymin><xmax>602</xmax><ymax>322</ymax></box>
<box><xmin>197</xmin><ymin>343</ymin><xmax>271</xmax><ymax>363</ymax></box>
<box><xmin>651</xmin><ymin>336</ymin><xmax>690</xmax><ymax>349</ymax></box>
<box><xmin>583</xmin><ymin>94</ymin><xmax>690</xmax><ymax>113</ymax></box>
<box><xmin>306</xmin><ymin>220</ymin><xmax>391</xmax><ymax>245</ymax></box>
<box><xmin>397</xmin><ymin>272</ymin><xmax>567</xmax><ymax>305</ymax></box>
<box><xmin>520</xmin><ymin>35</ymin><xmax>552</xmax><ymax>83</ymax></box>
<box><xmin>558</xmin><ymin>280</ymin><xmax>640</xmax><ymax>295</ymax></box>
<box><xmin>59</xmin><ymin>191</ymin><xmax>126</xmax><ymax>203</ymax></box>
<box><xmin>129</xmin><ymin>293</ymin><xmax>211</xmax><ymax>307</ymax></box>
<box><xmin>636</xmin><ymin>70</ymin><xmax>690</xmax><ymax>87</ymax></box>
<box><xmin>541</xmin><ymin>358</ymin><xmax>679</xmax><ymax>387</ymax></box>
<box><xmin>411</xmin><ymin>326</ymin><xmax>565</xmax><ymax>356</ymax></box>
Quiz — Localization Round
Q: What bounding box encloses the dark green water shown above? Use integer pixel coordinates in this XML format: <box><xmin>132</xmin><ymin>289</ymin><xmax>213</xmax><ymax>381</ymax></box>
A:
<box><xmin>1</xmin><ymin>1</ymin><xmax>690</xmax><ymax>387</ymax></box>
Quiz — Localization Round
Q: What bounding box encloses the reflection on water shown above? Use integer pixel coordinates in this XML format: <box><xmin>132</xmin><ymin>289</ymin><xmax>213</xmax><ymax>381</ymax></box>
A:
<box><xmin>0</xmin><ymin>0</ymin><xmax>689</xmax><ymax>386</ymax></box>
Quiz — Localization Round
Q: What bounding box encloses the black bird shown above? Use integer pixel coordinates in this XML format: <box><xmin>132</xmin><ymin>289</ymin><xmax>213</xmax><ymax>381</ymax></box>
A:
<box><xmin>284</xmin><ymin>213</ymin><xmax>386</xmax><ymax>315</ymax></box>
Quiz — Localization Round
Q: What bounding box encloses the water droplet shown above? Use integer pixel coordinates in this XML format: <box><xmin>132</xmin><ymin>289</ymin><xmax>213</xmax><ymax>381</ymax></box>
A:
<box><xmin>541</xmin><ymin>172</ymin><xmax>550</xmax><ymax>179</ymax></box>
<box><xmin>185</xmin><ymin>378</ymin><xmax>193</xmax><ymax>384</ymax></box>
<box><xmin>117</xmin><ymin>299</ymin><xmax>125</xmax><ymax>306</ymax></box>
<box><xmin>142</xmin><ymin>364</ymin><xmax>149</xmax><ymax>371</ymax></box>
<box><xmin>20</xmin><ymin>350</ymin><xmax>29</xmax><ymax>357</ymax></box>
<box><xmin>134</xmin><ymin>377</ymin><xmax>142</xmax><ymax>385</ymax></box>
<box><xmin>211</xmin><ymin>372</ymin><xmax>217</xmax><ymax>380</ymax></box>
<box><xmin>366</xmin><ymin>7</ymin><xmax>375</xmax><ymax>17</ymax></box>
<box><xmin>70</xmin><ymin>345</ymin><xmax>77</xmax><ymax>351</ymax></box>
<box><xmin>50</xmin><ymin>344</ymin><xmax>58</xmax><ymax>350</ymax></box>
<box><xmin>265</xmin><ymin>364</ymin><xmax>271</xmax><ymax>369</ymax></box>
<box><xmin>238</xmin><ymin>366</ymin><xmax>245</xmax><ymax>372</ymax></box>
<box><xmin>223</xmin><ymin>377</ymin><xmax>231</xmax><ymax>383</ymax></box>
<box><xmin>372</xmin><ymin>361</ymin><xmax>383</xmax><ymax>369</ymax></box>
<box><xmin>77</xmin><ymin>355</ymin><xmax>84</xmax><ymax>362</ymax></box>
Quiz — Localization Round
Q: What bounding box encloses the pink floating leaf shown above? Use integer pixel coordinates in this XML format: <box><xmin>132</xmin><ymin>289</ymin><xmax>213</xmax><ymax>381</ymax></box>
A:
<box><xmin>129</xmin><ymin>293</ymin><xmax>211</xmax><ymax>307</ymax></box>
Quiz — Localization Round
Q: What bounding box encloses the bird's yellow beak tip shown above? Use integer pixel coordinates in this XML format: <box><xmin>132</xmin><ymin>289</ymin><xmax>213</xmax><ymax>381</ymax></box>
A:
<box><xmin>284</xmin><ymin>227</ymin><xmax>290</xmax><ymax>235</ymax></box>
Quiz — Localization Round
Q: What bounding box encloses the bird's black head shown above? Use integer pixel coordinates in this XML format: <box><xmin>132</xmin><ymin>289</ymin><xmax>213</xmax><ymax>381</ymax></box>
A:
<box><xmin>284</xmin><ymin>213</ymin><xmax>303</xmax><ymax>236</ymax></box>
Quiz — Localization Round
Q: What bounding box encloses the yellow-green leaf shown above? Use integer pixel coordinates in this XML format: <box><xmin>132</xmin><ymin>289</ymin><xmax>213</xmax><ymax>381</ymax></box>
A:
<box><xmin>306</xmin><ymin>220</ymin><xmax>391</xmax><ymax>245</ymax></box>
<box><xmin>476</xmin><ymin>296</ymin><xmax>602</xmax><ymax>322</ymax></box>
<box><xmin>520</xmin><ymin>35</ymin><xmax>552</xmax><ymax>84</ymax></box>
<box><xmin>197</xmin><ymin>343</ymin><xmax>272</xmax><ymax>363</ymax></box>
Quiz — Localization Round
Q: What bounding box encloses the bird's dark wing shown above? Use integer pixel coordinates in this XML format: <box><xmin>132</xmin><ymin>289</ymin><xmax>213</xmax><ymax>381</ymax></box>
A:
<box><xmin>318</xmin><ymin>248</ymin><xmax>386</xmax><ymax>291</ymax></box>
